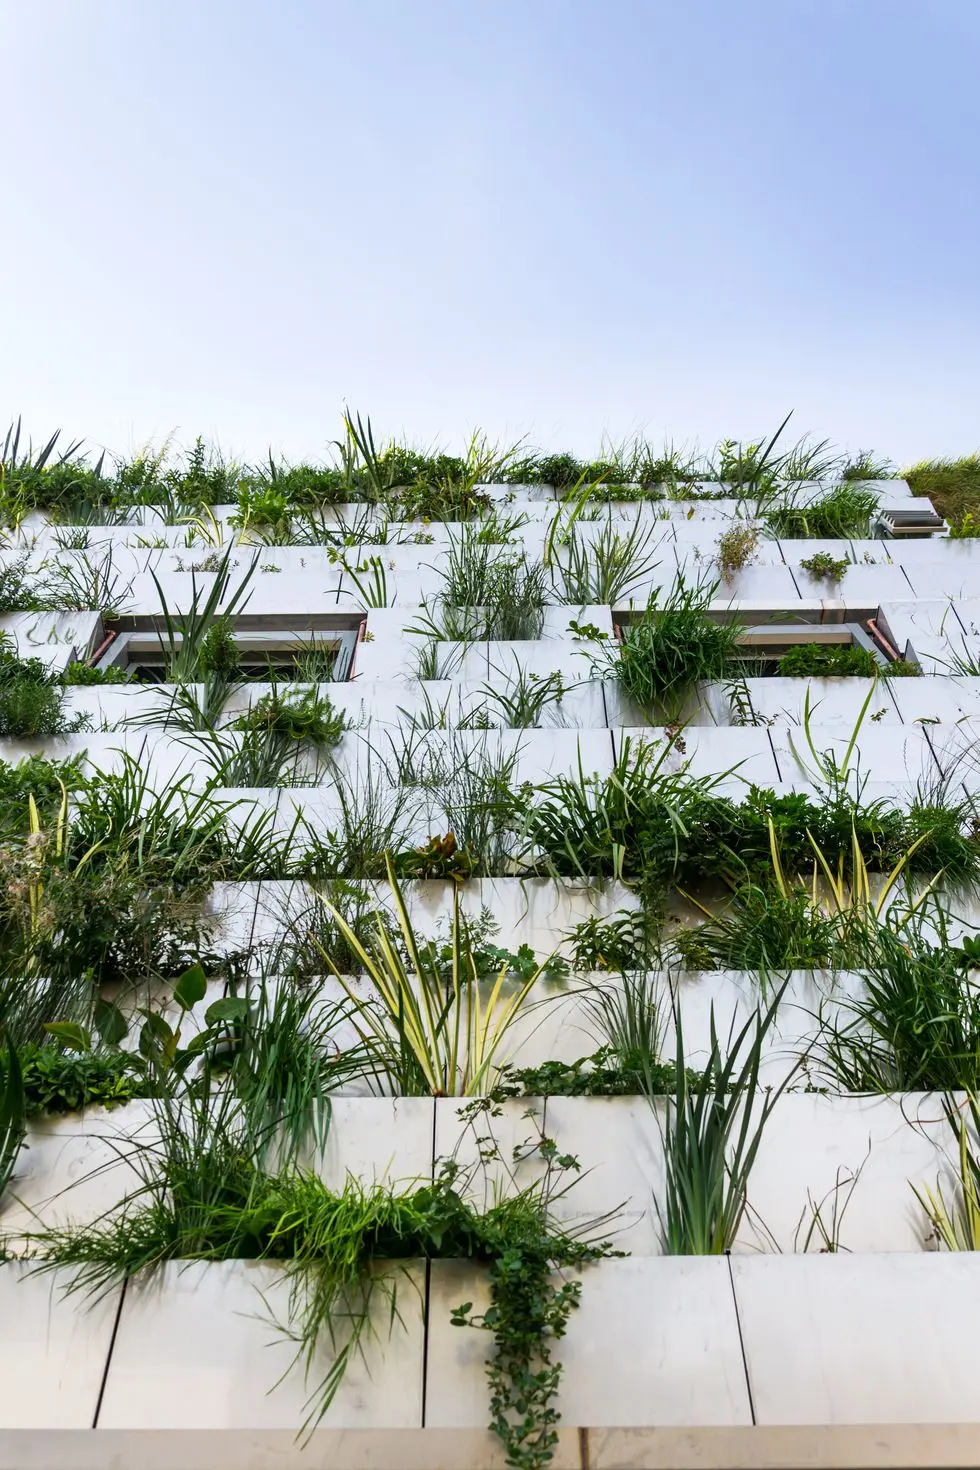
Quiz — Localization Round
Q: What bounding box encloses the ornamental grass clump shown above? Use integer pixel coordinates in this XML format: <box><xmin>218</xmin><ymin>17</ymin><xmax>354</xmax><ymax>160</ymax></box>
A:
<box><xmin>597</xmin><ymin>579</ymin><xmax>740</xmax><ymax>720</ymax></box>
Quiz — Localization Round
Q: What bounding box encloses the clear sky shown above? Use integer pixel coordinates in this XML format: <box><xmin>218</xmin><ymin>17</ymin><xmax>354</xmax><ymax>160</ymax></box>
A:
<box><xmin>3</xmin><ymin>0</ymin><xmax>979</xmax><ymax>469</ymax></box>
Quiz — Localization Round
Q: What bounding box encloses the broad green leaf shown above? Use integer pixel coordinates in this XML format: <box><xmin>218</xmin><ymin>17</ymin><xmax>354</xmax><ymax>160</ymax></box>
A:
<box><xmin>43</xmin><ymin>1021</ymin><xmax>92</xmax><ymax>1053</ymax></box>
<box><xmin>204</xmin><ymin>996</ymin><xmax>249</xmax><ymax>1026</ymax></box>
<box><xmin>173</xmin><ymin>964</ymin><xmax>207</xmax><ymax>1012</ymax></box>
<box><xmin>93</xmin><ymin>998</ymin><xmax>128</xmax><ymax>1047</ymax></box>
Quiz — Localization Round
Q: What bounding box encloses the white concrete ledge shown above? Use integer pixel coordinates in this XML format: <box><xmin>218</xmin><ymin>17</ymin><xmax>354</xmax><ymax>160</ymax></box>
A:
<box><xmin>4</xmin><ymin>1424</ymin><xmax>980</xmax><ymax>1470</ymax></box>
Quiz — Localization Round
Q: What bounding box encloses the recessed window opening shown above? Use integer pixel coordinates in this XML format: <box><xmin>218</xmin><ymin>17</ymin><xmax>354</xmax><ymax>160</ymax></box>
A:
<box><xmin>91</xmin><ymin>629</ymin><xmax>359</xmax><ymax>682</ymax></box>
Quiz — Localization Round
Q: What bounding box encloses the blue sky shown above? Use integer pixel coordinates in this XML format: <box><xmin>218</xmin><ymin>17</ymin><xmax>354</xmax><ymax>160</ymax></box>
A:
<box><xmin>3</xmin><ymin>0</ymin><xmax>979</xmax><ymax>468</ymax></box>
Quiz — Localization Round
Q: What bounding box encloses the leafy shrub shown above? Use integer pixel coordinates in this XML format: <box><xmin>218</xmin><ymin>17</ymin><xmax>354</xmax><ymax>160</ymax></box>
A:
<box><xmin>61</xmin><ymin>660</ymin><xmax>131</xmax><ymax>685</ymax></box>
<box><xmin>233</xmin><ymin>687</ymin><xmax>348</xmax><ymax>748</ymax></box>
<box><xmin>0</xmin><ymin>640</ymin><xmax>89</xmax><ymax>738</ymax></box>
<box><xmin>528</xmin><ymin>746</ymin><xmax>979</xmax><ymax>890</ymax></box>
<box><xmin>778</xmin><ymin>644</ymin><xmax>881</xmax><ymax>678</ymax></box>
<box><xmin>799</xmin><ymin>552</ymin><xmax>849</xmax><ymax>581</ymax></box>
<box><xmin>19</xmin><ymin>1044</ymin><xmax>148</xmax><ymax>1116</ymax></box>
<box><xmin>497</xmin><ymin>1049</ymin><xmax>691</xmax><ymax>1097</ymax></box>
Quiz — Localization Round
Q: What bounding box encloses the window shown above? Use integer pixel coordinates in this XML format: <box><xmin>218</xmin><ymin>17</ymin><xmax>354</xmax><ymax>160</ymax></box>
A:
<box><xmin>94</xmin><ymin>626</ymin><xmax>360</xmax><ymax>682</ymax></box>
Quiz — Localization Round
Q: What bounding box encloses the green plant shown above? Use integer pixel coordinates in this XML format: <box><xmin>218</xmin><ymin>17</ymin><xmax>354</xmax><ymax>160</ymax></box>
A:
<box><xmin>565</xmin><ymin>908</ymin><xmax>660</xmax><ymax>972</ymax></box>
<box><xmin>903</xmin><ymin>454</ymin><xmax>980</xmax><ymax>525</ymax></box>
<box><xmin>0</xmin><ymin>753</ymin><xmax>85</xmax><ymax>842</ymax></box>
<box><xmin>150</xmin><ymin>546</ymin><xmax>257</xmax><ymax>682</ymax></box>
<box><xmin>777</xmin><ymin>644</ymin><xmax>882</xmax><ymax>678</ymax></box>
<box><xmin>840</xmin><ymin>451</ymin><xmax>891</xmax><ymax>481</ymax></box>
<box><xmin>18</xmin><ymin>1042</ymin><xmax>148</xmax><ymax>1116</ymax></box>
<box><xmin>764</xmin><ymin>483</ymin><xmax>877</xmax><ymax>538</ymax></box>
<box><xmin>419</xmin><ymin>905</ymin><xmax>568</xmax><ymax>987</ymax></box>
<box><xmin>799</xmin><ymin>552</ymin><xmax>850</xmax><ymax>582</ymax></box>
<box><xmin>555</xmin><ymin>513</ymin><xmax>662</xmax><ymax>604</ymax></box>
<box><xmin>814</xmin><ymin>923</ymin><xmax>980</xmax><ymax>1093</ymax></box>
<box><xmin>393</xmin><ymin>832</ymin><xmax>479</xmax><ymax>884</ymax></box>
<box><xmin>477</xmin><ymin>662</ymin><xmax>567</xmax><ymax>729</ymax></box>
<box><xmin>497</xmin><ymin>1050</ymin><xmax>688</xmax><ymax>1098</ymax></box>
<box><xmin>317</xmin><ymin>857</ymin><xmax>545</xmax><ymax>1096</ymax></box>
<box><xmin>230</xmin><ymin>483</ymin><xmax>291</xmax><ymax>539</ymax></box>
<box><xmin>716</xmin><ymin>413</ymin><xmax>793</xmax><ymax>499</ymax></box>
<box><xmin>0</xmin><ymin>1034</ymin><xmax>25</xmax><ymax>1201</ymax></box>
<box><xmin>715</xmin><ymin>524</ymin><xmax>759</xmax><ymax>582</ymax></box>
<box><xmin>949</xmin><ymin>511</ymin><xmax>980</xmax><ymax>538</ymax></box>
<box><xmin>0</xmin><ymin>639</ymin><xmax>90</xmax><ymax>738</ymax></box>
<box><xmin>419</xmin><ymin>529</ymin><xmax>547</xmax><ymax>641</ymax></box>
<box><xmin>596</xmin><ymin>580</ymin><xmax>740</xmax><ymax>720</ymax></box>
<box><xmin>913</xmin><ymin>1092</ymin><xmax>980</xmax><ymax>1250</ymax></box>
<box><xmin>657</xmin><ymin>985</ymin><xmax>795</xmax><ymax>1253</ymax></box>
<box><xmin>233</xmin><ymin>686</ymin><xmax>348</xmax><ymax>749</ymax></box>
<box><xmin>0</xmin><ymin>555</ymin><xmax>45</xmax><ymax>612</ymax></box>
<box><xmin>61</xmin><ymin>660</ymin><xmax>131</xmax><ymax>685</ymax></box>
<box><xmin>333</xmin><ymin>552</ymin><xmax>389</xmax><ymax>607</ymax></box>
<box><xmin>39</xmin><ymin>546</ymin><xmax>135</xmax><ymax>619</ymax></box>
<box><xmin>673</xmin><ymin>883</ymin><xmax>842</xmax><ymax>971</ymax></box>
<box><xmin>293</xmin><ymin>761</ymin><xmax>424</xmax><ymax>880</ymax></box>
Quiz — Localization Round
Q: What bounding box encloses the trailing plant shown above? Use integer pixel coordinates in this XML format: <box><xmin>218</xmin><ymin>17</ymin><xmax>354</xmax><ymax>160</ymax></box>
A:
<box><xmin>33</xmin><ymin>1083</ymin><xmax>614</xmax><ymax>1465</ymax></box>
<box><xmin>230</xmin><ymin>483</ymin><xmax>292</xmax><ymax>540</ymax></box>
<box><xmin>948</xmin><ymin>511</ymin><xmax>980</xmax><ymax>538</ymax></box>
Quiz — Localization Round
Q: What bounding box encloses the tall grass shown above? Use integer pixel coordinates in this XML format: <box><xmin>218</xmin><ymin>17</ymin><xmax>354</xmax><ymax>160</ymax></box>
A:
<box><xmin>318</xmin><ymin>857</ymin><xmax>542</xmax><ymax>1095</ymax></box>
<box><xmin>597</xmin><ymin>579</ymin><xmax>740</xmax><ymax>720</ymax></box>
<box><xmin>656</xmin><ymin>983</ymin><xmax>795</xmax><ymax>1254</ymax></box>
